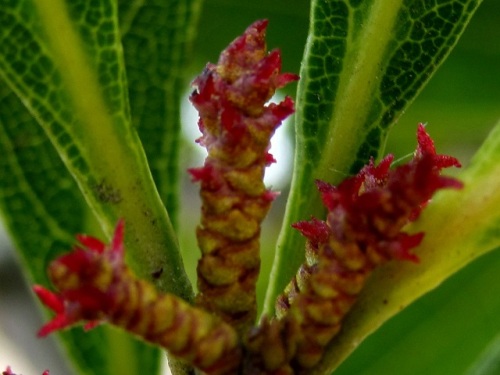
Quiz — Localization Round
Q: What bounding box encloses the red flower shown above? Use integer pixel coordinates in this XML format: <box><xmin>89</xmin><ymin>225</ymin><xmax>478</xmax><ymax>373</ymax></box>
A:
<box><xmin>189</xmin><ymin>19</ymin><xmax>298</xmax><ymax>332</ymax></box>
<box><xmin>34</xmin><ymin>221</ymin><xmax>241</xmax><ymax>375</ymax></box>
<box><xmin>247</xmin><ymin>124</ymin><xmax>463</xmax><ymax>372</ymax></box>
<box><xmin>295</xmin><ymin>124</ymin><xmax>462</xmax><ymax>264</ymax></box>
<box><xmin>33</xmin><ymin>220</ymin><xmax>126</xmax><ymax>336</ymax></box>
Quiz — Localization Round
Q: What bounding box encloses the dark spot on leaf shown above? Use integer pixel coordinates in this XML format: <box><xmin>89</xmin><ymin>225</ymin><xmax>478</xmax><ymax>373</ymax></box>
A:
<box><xmin>151</xmin><ymin>268</ymin><xmax>163</xmax><ymax>279</ymax></box>
<box><xmin>93</xmin><ymin>180</ymin><xmax>122</xmax><ymax>204</ymax></box>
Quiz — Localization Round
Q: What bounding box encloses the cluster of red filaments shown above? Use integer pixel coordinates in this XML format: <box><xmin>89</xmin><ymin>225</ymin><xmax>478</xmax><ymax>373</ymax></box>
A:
<box><xmin>33</xmin><ymin>221</ymin><xmax>241</xmax><ymax>374</ymax></box>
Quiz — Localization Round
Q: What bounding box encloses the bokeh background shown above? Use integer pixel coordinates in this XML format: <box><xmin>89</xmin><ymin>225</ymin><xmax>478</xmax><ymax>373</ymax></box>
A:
<box><xmin>1</xmin><ymin>0</ymin><xmax>499</xmax><ymax>373</ymax></box>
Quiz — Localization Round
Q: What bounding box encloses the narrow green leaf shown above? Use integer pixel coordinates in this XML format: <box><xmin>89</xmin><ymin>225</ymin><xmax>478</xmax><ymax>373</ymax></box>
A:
<box><xmin>118</xmin><ymin>3</ymin><xmax>204</xmax><ymax>374</ymax></box>
<box><xmin>119</xmin><ymin>0</ymin><xmax>202</xmax><ymax>229</ymax></box>
<box><xmin>310</xmin><ymin>119</ymin><xmax>500</xmax><ymax>373</ymax></box>
<box><xmin>0</xmin><ymin>82</ymin><xmax>160</xmax><ymax>375</ymax></box>
<box><xmin>0</xmin><ymin>0</ymin><xmax>192</xmax><ymax>300</ymax></box>
<box><xmin>265</xmin><ymin>0</ymin><xmax>484</xmax><ymax>315</ymax></box>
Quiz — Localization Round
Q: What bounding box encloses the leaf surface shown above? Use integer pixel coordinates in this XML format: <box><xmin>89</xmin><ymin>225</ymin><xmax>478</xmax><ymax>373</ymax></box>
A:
<box><xmin>265</xmin><ymin>0</ymin><xmax>484</xmax><ymax>314</ymax></box>
<box><xmin>0</xmin><ymin>82</ymin><xmax>160</xmax><ymax>375</ymax></box>
<box><xmin>119</xmin><ymin>0</ymin><xmax>202</xmax><ymax>229</ymax></box>
<box><xmin>466</xmin><ymin>330</ymin><xmax>500</xmax><ymax>375</ymax></box>
<box><xmin>0</xmin><ymin>0</ymin><xmax>192</xmax><ymax>298</ymax></box>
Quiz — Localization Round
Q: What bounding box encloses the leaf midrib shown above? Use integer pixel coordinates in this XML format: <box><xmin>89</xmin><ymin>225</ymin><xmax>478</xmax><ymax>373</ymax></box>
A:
<box><xmin>317</xmin><ymin>1</ymin><xmax>403</xmax><ymax>177</ymax></box>
<box><xmin>34</xmin><ymin>0</ymin><xmax>127</xmax><ymax>184</ymax></box>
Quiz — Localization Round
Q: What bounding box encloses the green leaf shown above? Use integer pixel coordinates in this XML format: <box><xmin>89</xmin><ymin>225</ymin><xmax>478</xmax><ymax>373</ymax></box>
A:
<box><xmin>265</xmin><ymin>0</ymin><xmax>484</xmax><ymax>315</ymax></box>
<box><xmin>0</xmin><ymin>82</ymin><xmax>161</xmax><ymax>375</ymax></box>
<box><xmin>310</xmin><ymin>119</ymin><xmax>500</xmax><ymax>373</ymax></box>
<box><xmin>118</xmin><ymin>3</ymin><xmax>203</xmax><ymax>373</ymax></box>
<box><xmin>0</xmin><ymin>0</ymin><xmax>192</xmax><ymax>299</ymax></box>
<box><xmin>0</xmin><ymin>1</ymin><xmax>201</xmax><ymax>374</ymax></box>
<box><xmin>119</xmin><ymin>0</ymin><xmax>202</xmax><ymax>229</ymax></box>
<box><xmin>333</xmin><ymin>246</ymin><xmax>500</xmax><ymax>375</ymax></box>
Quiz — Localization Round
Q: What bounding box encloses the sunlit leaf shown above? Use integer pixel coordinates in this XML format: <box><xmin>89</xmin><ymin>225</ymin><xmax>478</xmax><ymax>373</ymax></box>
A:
<box><xmin>0</xmin><ymin>1</ymin><xmax>203</xmax><ymax>374</ymax></box>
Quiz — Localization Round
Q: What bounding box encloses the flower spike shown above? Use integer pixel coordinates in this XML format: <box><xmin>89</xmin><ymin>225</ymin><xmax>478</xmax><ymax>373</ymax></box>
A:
<box><xmin>189</xmin><ymin>19</ymin><xmax>298</xmax><ymax>332</ymax></box>
<box><xmin>34</xmin><ymin>221</ymin><xmax>241</xmax><ymax>375</ymax></box>
<box><xmin>245</xmin><ymin>124</ymin><xmax>463</xmax><ymax>373</ymax></box>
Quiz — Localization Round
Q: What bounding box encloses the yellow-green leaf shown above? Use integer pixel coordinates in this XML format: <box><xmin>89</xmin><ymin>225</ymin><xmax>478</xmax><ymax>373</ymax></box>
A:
<box><xmin>312</xmin><ymin>119</ymin><xmax>500</xmax><ymax>373</ymax></box>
